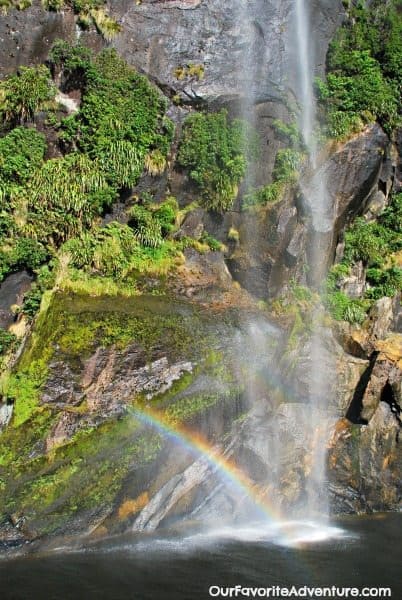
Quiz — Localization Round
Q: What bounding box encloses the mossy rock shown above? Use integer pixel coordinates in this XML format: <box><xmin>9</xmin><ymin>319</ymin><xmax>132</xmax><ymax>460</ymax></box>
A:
<box><xmin>0</xmin><ymin>291</ymin><xmax>244</xmax><ymax>542</ymax></box>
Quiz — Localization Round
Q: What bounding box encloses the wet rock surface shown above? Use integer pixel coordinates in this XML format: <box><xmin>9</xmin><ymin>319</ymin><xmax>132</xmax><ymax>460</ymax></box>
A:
<box><xmin>0</xmin><ymin>271</ymin><xmax>32</xmax><ymax>329</ymax></box>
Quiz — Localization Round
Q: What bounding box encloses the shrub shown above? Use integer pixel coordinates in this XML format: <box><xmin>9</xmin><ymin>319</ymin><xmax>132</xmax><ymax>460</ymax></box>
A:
<box><xmin>325</xmin><ymin>290</ymin><xmax>367</xmax><ymax>324</ymax></box>
<box><xmin>273</xmin><ymin>149</ymin><xmax>304</xmax><ymax>183</ymax></box>
<box><xmin>0</xmin><ymin>66</ymin><xmax>56</xmax><ymax>124</ymax></box>
<box><xmin>53</xmin><ymin>48</ymin><xmax>174</xmax><ymax>189</ymax></box>
<box><xmin>325</xmin><ymin>193</ymin><xmax>402</xmax><ymax>320</ymax></box>
<box><xmin>128</xmin><ymin>197</ymin><xmax>178</xmax><ymax>248</ymax></box>
<box><xmin>380</xmin><ymin>193</ymin><xmax>402</xmax><ymax>238</ymax></box>
<box><xmin>317</xmin><ymin>1</ymin><xmax>402</xmax><ymax>137</ymax></box>
<box><xmin>11</xmin><ymin>238</ymin><xmax>49</xmax><ymax>271</ymax></box>
<box><xmin>128</xmin><ymin>205</ymin><xmax>163</xmax><ymax>248</ymax></box>
<box><xmin>177</xmin><ymin>110</ymin><xmax>246</xmax><ymax>212</ymax></box>
<box><xmin>343</xmin><ymin>218</ymin><xmax>387</xmax><ymax>265</ymax></box>
<box><xmin>242</xmin><ymin>181</ymin><xmax>284</xmax><ymax>210</ymax></box>
<box><xmin>22</xmin><ymin>287</ymin><xmax>44</xmax><ymax>319</ymax></box>
<box><xmin>366</xmin><ymin>266</ymin><xmax>402</xmax><ymax>300</ymax></box>
<box><xmin>24</xmin><ymin>153</ymin><xmax>114</xmax><ymax>243</ymax></box>
<box><xmin>49</xmin><ymin>40</ymin><xmax>93</xmax><ymax>74</ymax></box>
<box><xmin>0</xmin><ymin>127</ymin><xmax>46</xmax><ymax>186</ymax></box>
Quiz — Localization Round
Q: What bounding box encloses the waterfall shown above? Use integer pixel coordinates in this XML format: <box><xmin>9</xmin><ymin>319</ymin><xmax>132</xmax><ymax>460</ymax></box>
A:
<box><xmin>237</xmin><ymin>0</ymin><xmax>332</xmax><ymax>521</ymax></box>
<box><xmin>294</xmin><ymin>0</ymin><xmax>316</xmax><ymax>157</ymax></box>
<box><xmin>129</xmin><ymin>0</ymin><xmax>338</xmax><ymax>542</ymax></box>
<box><xmin>294</xmin><ymin>0</ymin><xmax>330</xmax><ymax>520</ymax></box>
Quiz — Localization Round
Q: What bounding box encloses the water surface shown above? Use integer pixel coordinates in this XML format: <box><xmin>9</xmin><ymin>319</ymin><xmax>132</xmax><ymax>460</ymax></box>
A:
<box><xmin>1</xmin><ymin>514</ymin><xmax>400</xmax><ymax>600</ymax></box>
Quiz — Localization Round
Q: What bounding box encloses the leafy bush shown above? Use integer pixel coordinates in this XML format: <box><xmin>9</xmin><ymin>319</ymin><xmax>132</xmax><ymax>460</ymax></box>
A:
<box><xmin>366</xmin><ymin>266</ymin><xmax>402</xmax><ymax>300</ymax></box>
<box><xmin>343</xmin><ymin>218</ymin><xmax>387</xmax><ymax>265</ymax></box>
<box><xmin>49</xmin><ymin>40</ymin><xmax>93</xmax><ymax>73</ymax></box>
<box><xmin>380</xmin><ymin>193</ymin><xmax>402</xmax><ymax>237</ymax></box>
<box><xmin>11</xmin><ymin>238</ymin><xmax>49</xmax><ymax>271</ymax></box>
<box><xmin>128</xmin><ymin>205</ymin><xmax>163</xmax><ymax>248</ymax></box>
<box><xmin>317</xmin><ymin>1</ymin><xmax>402</xmax><ymax>137</ymax></box>
<box><xmin>0</xmin><ymin>127</ymin><xmax>46</xmax><ymax>186</ymax></box>
<box><xmin>53</xmin><ymin>48</ymin><xmax>173</xmax><ymax>190</ymax></box>
<box><xmin>128</xmin><ymin>197</ymin><xmax>178</xmax><ymax>248</ymax></box>
<box><xmin>0</xmin><ymin>66</ymin><xmax>56</xmax><ymax>124</ymax></box>
<box><xmin>325</xmin><ymin>193</ymin><xmax>402</xmax><ymax>321</ymax></box>
<box><xmin>177</xmin><ymin>110</ymin><xmax>246</xmax><ymax>212</ymax></box>
<box><xmin>242</xmin><ymin>181</ymin><xmax>284</xmax><ymax>210</ymax></box>
<box><xmin>24</xmin><ymin>153</ymin><xmax>114</xmax><ymax>243</ymax></box>
<box><xmin>273</xmin><ymin>149</ymin><xmax>304</xmax><ymax>183</ymax></box>
<box><xmin>21</xmin><ymin>287</ymin><xmax>44</xmax><ymax>319</ymax></box>
<box><xmin>325</xmin><ymin>290</ymin><xmax>367</xmax><ymax>324</ymax></box>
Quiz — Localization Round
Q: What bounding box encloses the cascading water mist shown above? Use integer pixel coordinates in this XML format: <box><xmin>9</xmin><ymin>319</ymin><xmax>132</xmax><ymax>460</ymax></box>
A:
<box><xmin>293</xmin><ymin>0</ymin><xmax>331</xmax><ymax>520</ymax></box>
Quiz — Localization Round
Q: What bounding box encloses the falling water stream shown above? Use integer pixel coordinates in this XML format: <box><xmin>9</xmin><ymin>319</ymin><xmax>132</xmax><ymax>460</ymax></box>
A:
<box><xmin>126</xmin><ymin>0</ymin><xmax>339</xmax><ymax>543</ymax></box>
<box><xmin>293</xmin><ymin>0</ymin><xmax>332</xmax><ymax>520</ymax></box>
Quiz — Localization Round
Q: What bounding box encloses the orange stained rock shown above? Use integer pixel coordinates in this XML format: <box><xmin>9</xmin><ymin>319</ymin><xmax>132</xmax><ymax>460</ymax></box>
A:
<box><xmin>118</xmin><ymin>492</ymin><xmax>149</xmax><ymax>519</ymax></box>
<box><xmin>375</xmin><ymin>334</ymin><xmax>402</xmax><ymax>368</ymax></box>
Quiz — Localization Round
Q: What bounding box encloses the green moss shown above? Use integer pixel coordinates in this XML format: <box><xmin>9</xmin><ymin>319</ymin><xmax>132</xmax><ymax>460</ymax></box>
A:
<box><xmin>3</xmin><ymin>353</ymin><xmax>51</xmax><ymax>428</ymax></box>
<box><xmin>0</xmin><ymin>291</ymin><xmax>240</xmax><ymax>535</ymax></box>
<box><xmin>0</xmin><ymin>409</ymin><xmax>55</xmax><ymax>471</ymax></box>
<box><xmin>0</xmin><ymin>409</ymin><xmax>163</xmax><ymax>529</ymax></box>
<box><xmin>166</xmin><ymin>392</ymin><xmax>224</xmax><ymax>423</ymax></box>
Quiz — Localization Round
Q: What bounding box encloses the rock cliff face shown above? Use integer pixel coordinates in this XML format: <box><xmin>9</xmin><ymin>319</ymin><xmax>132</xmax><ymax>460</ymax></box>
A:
<box><xmin>0</xmin><ymin>0</ymin><xmax>401</xmax><ymax>553</ymax></box>
<box><xmin>0</xmin><ymin>0</ymin><xmax>345</xmax><ymax>99</ymax></box>
<box><xmin>222</xmin><ymin>124</ymin><xmax>394</xmax><ymax>297</ymax></box>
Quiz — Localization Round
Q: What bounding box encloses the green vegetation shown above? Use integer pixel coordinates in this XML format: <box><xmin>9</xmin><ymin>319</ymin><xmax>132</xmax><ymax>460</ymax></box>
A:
<box><xmin>0</xmin><ymin>45</ymin><xmax>180</xmax><ymax>317</ymax></box>
<box><xmin>0</xmin><ymin>0</ymin><xmax>120</xmax><ymax>41</ymax></box>
<box><xmin>199</xmin><ymin>231</ymin><xmax>224</xmax><ymax>252</ymax></box>
<box><xmin>174</xmin><ymin>63</ymin><xmax>205</xmax><ymax>82</ymax></box>
<box><xmin>0</xmin><ymin>328</ymin><xmax>16</xmax><ymax>355</ymax></box>
<box><xmin>3</xmin><ymin>353</ymin><xmax>50</xmax><ymax>427</ymax></box>
<box><xmin>242</xmin><ymin>181</ymin><xmax>284</xmax><ymax>210</ymax></box>
<box><xmin>272</xmin><ymin>119</ymin><xmax>303</xmax><ymax>148</ymax></box>
<box><xmin>0</xmin><ymin>127</ymin><xmax>46</xmax><ymax>193</ymax></box>
<box><xmin>177</xmin><ymin>110</ymin><xmax>246</xmax><ymax>212</ymax></box>
<box><xmin>50</xmin><ymin>44</ymin><xmax>173</xmax><ymax>189</ymax></box>
<box><xmin>273</xmin><ymin>149</ymin><xmax>304</xmax><ymax>183</ymax></box>
<box><xmin>25</xmin><ymin>153</ymin><xmax>113</xmax><ymax>243</ymax></box>
<box><xmin>316</xmin><ymin>0</ymin><xmax>401</xmax><ymax>137</ymax></box>
<box><xmin>325</xmin><ymin>194</ymin><xmax>402</xmax><ymax>322</ymax></box>
<box><xmin>0</xmin><ymin>65</ymin><xmax>56</xmax><ymax>125</ymax></box>
<box><xmin>242</xmin><ymin>120</ymin><xmax>304</xmax><ymax>210</ymax></box>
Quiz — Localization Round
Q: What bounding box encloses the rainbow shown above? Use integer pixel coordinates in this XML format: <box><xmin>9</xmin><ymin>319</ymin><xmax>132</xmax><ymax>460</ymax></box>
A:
<box><xmin>129</xmin><ymin>406</ymin><xmax>283</xmax><ymax>524</ymax></box>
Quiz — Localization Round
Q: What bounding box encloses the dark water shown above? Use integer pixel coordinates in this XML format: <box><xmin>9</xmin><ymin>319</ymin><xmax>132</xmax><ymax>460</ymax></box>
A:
<box><xmin>1</xmin><ymin>514</ymin><xmax>401</xmax><ymax>600</ymax></box>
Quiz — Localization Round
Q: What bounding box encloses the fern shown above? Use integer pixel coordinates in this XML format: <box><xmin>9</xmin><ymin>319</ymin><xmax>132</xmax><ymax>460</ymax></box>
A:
<box><xmin>128</xmin><ymin>205</ymin><xmax>163</xmax><ymax>248</ymax></box>
<box><xmin>89</xmin><ymin>8</ymin><xmax>122</xmax><ymax>40</ymax></box>
<box><xmin>144</xmin><ymin>150</ymin><xmax>167</xmax><ymax>177</ymax></box>
<box><xmin>97</xmin><ymin>140</ymin><xmax>144</xmax><ymax>189</ymax></box>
